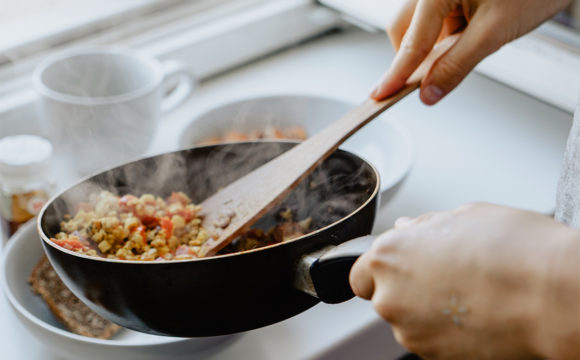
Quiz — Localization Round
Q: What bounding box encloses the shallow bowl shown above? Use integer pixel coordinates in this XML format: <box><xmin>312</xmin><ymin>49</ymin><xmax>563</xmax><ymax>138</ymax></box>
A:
<box><xmin>1</xmin><ymin>221</ymin><xmax>236</xmax><ymax>360</ymax></box>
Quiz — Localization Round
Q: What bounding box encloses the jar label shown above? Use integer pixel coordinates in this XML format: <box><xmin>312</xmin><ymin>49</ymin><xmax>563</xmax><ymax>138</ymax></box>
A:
<box><xmin>26</xmin><ymin>195</ymin><xmax>47</xmax><ymax>215</ymax></box>
<box><xmin>1</xmin><ymin>190</ymin><xmax>50</xmax><ymax>238</ymax></box>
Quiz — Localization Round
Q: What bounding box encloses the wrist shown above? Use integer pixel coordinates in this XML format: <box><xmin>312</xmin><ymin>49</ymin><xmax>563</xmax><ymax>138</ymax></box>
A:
<box><xmin>528</xmin><ymin>227</ymin><xmax>580</xmax><ymax>359</ymax></box>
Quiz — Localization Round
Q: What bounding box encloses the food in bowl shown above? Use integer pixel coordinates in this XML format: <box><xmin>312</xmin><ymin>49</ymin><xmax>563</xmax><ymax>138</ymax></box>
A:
<box><xmin>29</xmin><ymin>255</ymin><xmax>121</xmax><ymax>339</ymax></box>
<box><xmin>50</xmin><ymin>190</ymin><xmax>312</xmax><ymax>260</ymax></box>
<box><xmin>197</xmin><ymin>125</ymin><xmax>307</xmax><ymax>145</ymax></box>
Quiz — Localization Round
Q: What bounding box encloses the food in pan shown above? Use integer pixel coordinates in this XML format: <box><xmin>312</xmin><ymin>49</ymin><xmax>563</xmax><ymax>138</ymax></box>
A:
<box><xmin>29</xmin><ymin>255</ymin><xmax>121</xmax><ymax>338</ymax></box>
<box><xmin>220</xmin><ymin>208</ymin><xmax>312</xmax><ymax>254</ymax></box>
<box><xmin>197</xmin><ymin>125</ymin><xmax>307</xmax><ymax>145</ymax></box>
<box><xmin>50</xmin><ymin>190</ymin><xmax>312</xmax><ymax>260</ymax></box>
<box><xmin>51</xmin><ymin>191</ymin><xmax>207</xmax><ymax>261</ymax></box>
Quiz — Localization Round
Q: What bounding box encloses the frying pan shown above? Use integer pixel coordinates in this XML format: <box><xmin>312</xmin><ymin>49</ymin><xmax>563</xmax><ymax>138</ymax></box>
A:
<box><xmin>38</xmin><ymin>141</ymin><xmax>379</xmax><ymax>337</ymax></box>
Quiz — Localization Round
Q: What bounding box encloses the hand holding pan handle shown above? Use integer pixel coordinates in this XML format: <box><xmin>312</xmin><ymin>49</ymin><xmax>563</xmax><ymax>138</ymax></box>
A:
<box><xmin>295</xmin><ymin>236</ymin><xmax>422</xmax><ymax>360</ymax></box>
<box><xmin>295</xmin><ymin>235</ymin><xmax>375</xmax><ymax>303</ymax></box>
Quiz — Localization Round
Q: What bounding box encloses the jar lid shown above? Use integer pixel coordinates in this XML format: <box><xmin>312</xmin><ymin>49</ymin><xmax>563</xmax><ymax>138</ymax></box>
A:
<box><xmin>0</xmin><ymin>135</ymin><xmax>53</xmax><ymax>185</ymax></box>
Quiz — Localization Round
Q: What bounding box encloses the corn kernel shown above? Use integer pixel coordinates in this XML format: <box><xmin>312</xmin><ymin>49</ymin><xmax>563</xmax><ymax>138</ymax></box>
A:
<box><xmin>98</xmin><ymin>240</ymin><xmax>111</xmax><ymax>253</ymax></box>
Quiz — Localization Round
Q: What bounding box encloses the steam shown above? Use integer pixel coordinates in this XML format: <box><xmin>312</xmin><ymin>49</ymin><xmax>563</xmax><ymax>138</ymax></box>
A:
<box><xmin>45</xmin><ymin>51</ymin><xmax>149</xmax><ymax>173</ymax></box>
<box><xmin>44</xmin><ymin>141</ymin><xmax>376</xmax><ymax>246</ymax></box>
<box><xmin>41</xmin><ymin>78</ymin><xmax>375</xmax><ymax>244</ymax></box>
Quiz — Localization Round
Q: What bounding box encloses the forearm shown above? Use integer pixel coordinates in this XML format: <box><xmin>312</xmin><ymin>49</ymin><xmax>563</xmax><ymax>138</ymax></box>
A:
<box><xmin>531</xmin><ymin>230</ymin><xmax>580</xmax><ymax>359</ymax></box>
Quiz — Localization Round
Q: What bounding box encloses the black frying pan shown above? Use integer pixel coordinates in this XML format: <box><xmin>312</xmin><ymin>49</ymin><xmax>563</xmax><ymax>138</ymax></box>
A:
<box><xmin>38</xmin><ymin>141</ymin><xmax>379</xmax><ymax>337</ymax></box>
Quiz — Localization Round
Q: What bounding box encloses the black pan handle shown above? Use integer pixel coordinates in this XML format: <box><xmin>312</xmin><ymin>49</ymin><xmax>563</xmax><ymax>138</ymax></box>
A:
<box><xmin>300</xmin><ymin>236</ymin><xmax>419</xmax><ymax>360</ymax></box>
<box><xmin>309</xmin><ymin>235</ymin><xmax>375</xmax><ymax>304</ymax></box>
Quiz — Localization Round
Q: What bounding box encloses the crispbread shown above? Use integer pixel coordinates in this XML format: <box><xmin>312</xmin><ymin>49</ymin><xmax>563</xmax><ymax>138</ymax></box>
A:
<box><xmin>29</xmin><ymin>255</ymin><xmax>121</xmax><ymax>339</ymax></box>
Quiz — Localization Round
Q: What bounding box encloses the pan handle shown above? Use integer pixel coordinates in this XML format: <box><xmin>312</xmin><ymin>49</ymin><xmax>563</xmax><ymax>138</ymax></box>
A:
<box><xmin>304</xmin><ymin>235</ymin><xmax>376</xmax><ymax>304</ymax></box>
<box><xmin>298</xmin><ymin>236</ymin><xmax>420</xmax><ymax>360</ymax></box>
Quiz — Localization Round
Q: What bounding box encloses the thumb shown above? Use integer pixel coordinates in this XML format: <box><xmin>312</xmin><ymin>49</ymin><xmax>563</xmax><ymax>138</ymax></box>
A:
<box><xmin>420</xmin><ymin>10</ymin><xmax>505</xmax><ymax>105</ymax></box>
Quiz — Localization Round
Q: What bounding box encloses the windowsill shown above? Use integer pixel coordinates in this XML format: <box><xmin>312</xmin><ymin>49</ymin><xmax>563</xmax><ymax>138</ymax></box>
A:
<box><xmin>0</xmin><ymin>0</ymin><xmax>187</xmax><ymax>65</ymax></box>
<box><xmin>0</xmin><ymin>0</ymin><xmax>342</xmax><ymax>137</ymax></box>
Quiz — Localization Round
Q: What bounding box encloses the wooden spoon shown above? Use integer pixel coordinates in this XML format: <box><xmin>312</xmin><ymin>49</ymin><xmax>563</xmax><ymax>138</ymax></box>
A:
<box><xmin>198</xmin><ymin>35</ymin><xmax>459</xmax><ymax>257</ymax></box>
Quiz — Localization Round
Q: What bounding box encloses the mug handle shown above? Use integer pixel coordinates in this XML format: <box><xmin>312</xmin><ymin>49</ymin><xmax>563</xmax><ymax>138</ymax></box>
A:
<box><xmin>160</xmin><ymin>60</ymin><xmax>196</xmax><ymax>114</ymax></box>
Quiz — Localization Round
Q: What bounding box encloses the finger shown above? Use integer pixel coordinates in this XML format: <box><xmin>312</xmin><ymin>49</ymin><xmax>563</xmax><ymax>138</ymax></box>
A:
<box><xmin>420</xmin><ymin>8</ymin><xmax>506</xmax><ymax>105</ymax></box>
<box><xmin>371</xmin><ymin>0</ymin><xmax>454</xmax><ymax>100</ymax></box>
<box><xmin>453</xmin><ymin>202</ymin><xmax>482</xmax><ymax>213</ymax></box>
<box><xmin>349</xmin><ymin>252</ymin><xmax>375</xmax><ymax>300</ymax></box>
<box><xmin>370</xmin><ymin>286</ymin><xmax>408</xmax><ymax>324</ymax></box>
<box><xmin>386</xmin><ymin>0</ymin><xmax>418</xmax><ymax>52</ymax></box>
<box><xmin>391</xmin><ymin>320</ymin><xmax>447</xmax><ymax>358</ymax></box>
<box><xmin>395</xmin><ymin>211</ymin><xmax>448</xmax><ymax>228</ymax></box>
<box><xmin>374</xmin><ymin>0</ymin><xmax>417</xmax><ymax>96</ymax></box>
<box><xmin>394</xmin><ymin>216</ymin><xmax>415</xmax><ymax>228</ymax></box>
<box><xmin>437</xmin><ymin>11</ymin><xmax>466</xmax><ymax>42</ymax></box>
<box><xmin>392</xmin><ymin>326</ymin><xmax>419</xmax><ymax>354</ymax></box>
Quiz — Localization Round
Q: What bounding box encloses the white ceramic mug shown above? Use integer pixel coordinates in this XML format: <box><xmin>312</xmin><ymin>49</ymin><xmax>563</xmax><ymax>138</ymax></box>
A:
<box><xmin>33</xmin><ymin>46</ymin><xmax>195</xmax><ymax>177</ymax></box>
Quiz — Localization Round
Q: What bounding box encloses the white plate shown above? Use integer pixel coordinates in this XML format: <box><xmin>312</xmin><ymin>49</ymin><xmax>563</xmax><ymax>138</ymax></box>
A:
<box><xmin>0</xmin><ymin>221</ymin><xmax>238</xmax><ymax>360</ymax></box>
<box><xmin>178</xmin><ymin>94</ymin><xmax>414</xmax><ymax>200</ymax></box>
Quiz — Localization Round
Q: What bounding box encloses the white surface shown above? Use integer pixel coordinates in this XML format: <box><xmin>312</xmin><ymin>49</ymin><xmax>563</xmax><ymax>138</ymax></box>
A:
<box><xmin>320</xmin><ymin>0</ymin><xmax>402</xmax><ymax>31</ymax></box>
<box><xmin>0</xmin><ymin>27</ymin><xmax>574</xmax><ymax>359</ymax></box>
<box><xmin>320</xmin><ymin>0</ymin><xmax>580</xmax><ymax>113</ymax></box>
<box><xmin>476</xmin><ymin>31</ymin><xmax>580</xmax><ymax>113</ymax></box>
<box><xmin>177</xmin><ymin>94</ymin><xmax>414</xmax><ymax>195</ymax></box>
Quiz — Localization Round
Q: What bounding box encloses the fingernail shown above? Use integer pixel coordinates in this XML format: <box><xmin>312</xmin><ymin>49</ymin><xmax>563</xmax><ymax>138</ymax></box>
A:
<box><xmin>369</xmin><ymin>73</ymin><xmax>388</xmax><ymax>99</ymax></box>
<box><xmin>394</xmin><ymin>216</ymin><xmax>414</xmax><ymax>227</ymax></box>
<box><xmin>422</xmin><ymin>84</ymin><xmax>444</xmax><ymax>105</ymax></box>
<box><xmin>369</xmin><ymin>71</ymin><xmax>389</xmax><ymax>98</ymax></box>
<box><xmin>369</xmin><ymin>84</ymin><xmax>382</xmax><ymax>99</ymax></box>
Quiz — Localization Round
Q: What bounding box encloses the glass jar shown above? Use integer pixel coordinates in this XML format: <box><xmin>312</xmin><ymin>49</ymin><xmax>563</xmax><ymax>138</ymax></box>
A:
<box><xmin>0</xmin><ymin>135</ymin><xmax>55</xmax><ymax>243</ymax></box>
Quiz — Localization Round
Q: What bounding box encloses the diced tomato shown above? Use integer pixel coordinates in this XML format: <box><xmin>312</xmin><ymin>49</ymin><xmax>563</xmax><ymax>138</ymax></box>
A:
<box><xmin>131</xmin><ymin>225</ymin><xmax>147</xmax><ymax>245</ymax></box>
<box><xmin>52</xmin><ymin>237</ymin><xmax>88</xmax><ymax>251</ymax></box>
<box><xmin>171</xmin><ymin>208</ymin><xmax>195</xmax><ymax>223</ymax></box>
<box><xmin>175</xmin><ymin>245</ymin><xmax>195</xmax><ymax>256</ymax></box>
<box><xmin>119</xmin><ymin>195</ymin><xmax>138</xmax><ymax>213</ymax></box>
<box><xmin>76</xmin><ymin>202</ymin><xmax>94</xmax><ymax>212</ymax></box>
<box><xmin>160</xmin><ymin>217</ymin><xmax>173</xmax><ymax>239</ymax></box>
<box><xmin>139</xmin><ymin>215</ymin><xmax>159</xmax><ymax>228</ymax></box>
<box><xmin>168</xmin><ymin>192</ymin><xmax>189</xmax><ymax>206</ymax></box>
<box><xmin>125</xmin><ymin>220</ymin><xmax>139</xmax><ymax>232</ymax></box>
